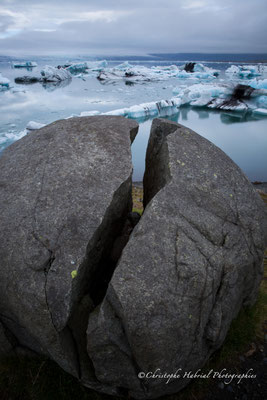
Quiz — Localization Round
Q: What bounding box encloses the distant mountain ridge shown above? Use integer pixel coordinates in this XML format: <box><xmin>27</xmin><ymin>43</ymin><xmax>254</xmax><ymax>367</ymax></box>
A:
<box><xmin>150</xmin><ymin>53</ymin><xmax>267</xmax><ymax>62</ymax></box>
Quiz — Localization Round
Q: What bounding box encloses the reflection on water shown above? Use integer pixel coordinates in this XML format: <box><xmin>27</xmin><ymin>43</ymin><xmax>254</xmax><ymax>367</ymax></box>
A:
<box><xmin>132</xmin><ymin>106</ymin><xmax>267</xmax><ymax>182</ymax></box>
<box><xmin>220</xmin><ymin>111</ymin><xmax>263</xmax><ymax>124</ymax></box>
<box><xmin>41</xmin><ymin>79</ymin><xmax>72</xmax><ymax>92</ymax></box>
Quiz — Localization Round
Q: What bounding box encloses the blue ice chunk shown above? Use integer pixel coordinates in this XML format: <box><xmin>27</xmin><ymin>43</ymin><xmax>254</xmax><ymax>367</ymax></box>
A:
<box><xmin>0</xmin><ymin>73</ymin><xmax>10</xmax><ymax>90</ymax></box>
<box><xmin>116</xmin><ymin>61</ymin><xmax>134</xmax><ymax>70</ymax></box>
<box><xmin>67</xmin><ymin>63</ymin><xmax>88</xmax><ymax>74</ymax></box>
<box><xmin>12</xmin><ymin>61</ymin><xmax>37</xmax><ymax>68</ymax></box>
<box><xmin>40</xmin><ymin>66</ymin><xmax>72</xmax><ymax>81</ymax></box>
<box><xmin>250</xmin><ymin>79</ymin><xmax>267</xmax><ymax>90</ymax></box>
<box><xmin>256</xmin><ymin>96</ymin><xmax>267</xmax><ymax>109</ymax></box>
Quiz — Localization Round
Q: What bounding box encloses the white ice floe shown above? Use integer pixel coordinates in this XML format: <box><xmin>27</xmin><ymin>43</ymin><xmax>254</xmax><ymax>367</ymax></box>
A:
<box><xmin>26</xmin><ymin>121</ymin><xmax>46</xmax><ymax>132</ymax></box>
<box><xmin>256</xmin><ymin>95</ymin><xmax>267</xmax><ymax>109</ymax></box>
<box><xmin>253</xmin><ymin>108</ymin><xmax>267</xmax><ymax>116</ymax></box>
<box><xmin>40</xmin><ymin>66</ymin><xmax>72</xmax><ymax>82</ymax></box>
<box><xmin>173</xmin><ymin>82</ymin><xmax>267</xmax><ymax>112</ymax></box>
<box><xmin>80</xmin><ymin>110</ymin><xmax>101</xmax><ymax>116</ymax></box>
<box><xmin>66</xmin><ymin>60</ymin><xmax>108</xmax><ymax>74</ymax></box>
<box><xmin>80</xmin><ymin>98</ymin><xmax>182</xmax><ymax>119</ymax></box>
<box><xmin>225</xmin><ymin>64</ymin><xmax>262</xmax><ymax>78</ymax></box>
<box><xmin>173</xmin><ymin>83</ymin><xmax>231</xmax><ymax>106</ymax></box>
<box><xmin>66</xmin><ymin>62</ymin><xmax>88</xmax><ymax>74</ymax></box>
<box><xmin>250</xmin><ymin>78</ymin><xmax>267</xmax><ymax>90</ymax></box>
<box><xmin>0</xmin><ymin>129</ymin><xmax>27</xmax><ymax>146</ymax></box>
<box><xmin>12</xmin><ymin>61</ymin><xmax>37</xmax><ymax>68</ymax></box>
<box><xmin>0</xmin><ymin>73</ymin><xmax>10</xmax><ymax>90</ymax></box>
<box><xmin>97</xmin><ymin>62</ymin><xmax>219</xmax><ymax>82</ymax></box>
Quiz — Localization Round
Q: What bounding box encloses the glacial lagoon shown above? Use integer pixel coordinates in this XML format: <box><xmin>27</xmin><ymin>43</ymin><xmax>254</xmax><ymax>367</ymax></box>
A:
<box><xmin>1</xmin><ymin>57</ymin><xmax>267</xmax><ymax>182</ymax></box>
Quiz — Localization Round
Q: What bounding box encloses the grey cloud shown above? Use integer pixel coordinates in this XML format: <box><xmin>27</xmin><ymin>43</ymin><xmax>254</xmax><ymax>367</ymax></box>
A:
<box><xmin>0</xmin><ymin>14</ymin><xmax>14</xmax><ymax>32</ymax></box>
<box><xmin>0</xmin><ymin>0</ymin><xmax>266</xmax><ymax>55</ymax></box>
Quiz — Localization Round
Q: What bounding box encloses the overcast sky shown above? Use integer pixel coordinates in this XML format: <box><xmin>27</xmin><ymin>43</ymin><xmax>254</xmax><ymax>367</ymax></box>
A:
<box><xmin>0</xmin><ymin>0</ymin><xmax>267</xmax><ymax>56</ymax></box>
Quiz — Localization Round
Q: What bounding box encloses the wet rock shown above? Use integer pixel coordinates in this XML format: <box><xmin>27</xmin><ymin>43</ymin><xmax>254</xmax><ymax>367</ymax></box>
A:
<box><xmin>87</xmin><ymin>118</ymin><xmax>267</xmax><ymax>399</ymax></box>
<box><xmin>0</xmin><ymin>116</ymin><xmax>138</xmax><ymax>384</ymax></box>
<box><xmin>184</xmin><ymin>62</ymin><xmax>196</xmax><ymax>73</ymax></box>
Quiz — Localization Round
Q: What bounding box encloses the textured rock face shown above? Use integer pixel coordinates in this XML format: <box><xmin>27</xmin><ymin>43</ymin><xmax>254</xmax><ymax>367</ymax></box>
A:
<box><xmin>0</xmin><ymin>116</ymin><xmax>138</xmax><ymax>386</ymax></box>
<box><xmin>1</xmin><ymin>116</ymin><xmax>266</xmax><ymax>399</ymax></box>
<box><xmin>87</xmin><ymin>119</ymin><xmax>267</xmax><ymax>398</ymax></box>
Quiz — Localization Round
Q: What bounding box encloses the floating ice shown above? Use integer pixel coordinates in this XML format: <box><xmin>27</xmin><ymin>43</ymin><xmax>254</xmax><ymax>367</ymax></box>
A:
<box><xmin>173</xmin><ymin>83</ymin><xmax>231</xmax><ymax>106</ymax></box>
<box><xmin>226</xmin><ymin>64</ymin><xmax>262</xmax><ymax>78</ymax></box>
<box><xmin>80</xmin><ymin>110</ymin><xmax>101</xmax><ymax>117</ymax></box>
<box><xmin>250</xmin><ymin>79</ymin><xmax>267</xmax><ymax>90</ymax></box>
<box><xmin>0</xmin><ymin>73</ymin><xmax>10</xmax><ymax>90</ymax></box>
<box><xmin>180</xmin><ymin>62</ymin><xmax>219</xmax><ymax>77</ymax></box>
<box><xmin>87</xmin><ymin>60</ymin><xmax>108</xmax><ymax>71</ymax></box>
<box><xmin>66</xmin><ymin>63</ymin><xmax>88</xmax><ymax>74</ymax></box>
<box><xmin>0</xmin><ymin>129</ymin><xmax>27</xmax><ymax>148</ymax></box>
<box><xmin>40</xmin><ymin>66</ymin><xmax>72</xmax><ymax>82</ymax></box>
<box><xmin>66</xmin><ymin>60</ymin><xmax>108</xmax><ymax>74</ymax></box>
<box><xmin>79</xmin><ymin>98</ymin><xmax>181</xmax><ymax>120</ymax></box>
<box><xmin>173</xmin><ymin>82</ymin><xmax>267</xmax><ymax>112</ymax></box>
<box><xmin>256</xmin><ymin>95</ymin><xmax>267</xmax><ymax>109</ymax></box>
<box><xmin>12</xmin><ymin>61</ymin><xmax>37</xmax><ymax>68</ymax></box>
<box><xmin>97</xmin><ymin>62</ymin><xmax>218</xmax><ymax>83</ymax></box>
<box><xmin>26</xmin><ymin>121</ymin><xmax>46</xmax><ymax>131</ymax></box>
<box><xmin>115</xmin><ymin>61</ymin><xmax>134</xmax><ymax>70</ymax></box>
<box><xmin>253</xmin><ymin>108</ymin><xmax>267</xmax><ymax>116</ymax></box>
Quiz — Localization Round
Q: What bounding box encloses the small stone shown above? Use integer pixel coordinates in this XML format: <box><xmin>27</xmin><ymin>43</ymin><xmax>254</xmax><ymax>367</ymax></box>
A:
<box><xmin>218</xmin><ymin>382</ymin><xmax>224</xmax><ymax>390</ymax></box>
<box><xmin>227</xmin><ymin>385</ymin><xmax>234</xmax><ymax>392</ymax></box>
<box><xmin>263</xmin><ymin>357</ymin><xmax>267</xmax><ymax>365</ymax></box>
<box><xmin>239</xmin><ymin>356</ymin><xmax>245</xmax><ymax>362</ymax></box>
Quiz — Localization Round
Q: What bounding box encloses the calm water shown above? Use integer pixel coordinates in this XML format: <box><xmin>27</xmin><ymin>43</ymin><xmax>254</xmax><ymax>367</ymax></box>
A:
<box><xmin>1</xmin><ymin>56</ymin><xmax>267</xmax><ymax>182</ymax></box>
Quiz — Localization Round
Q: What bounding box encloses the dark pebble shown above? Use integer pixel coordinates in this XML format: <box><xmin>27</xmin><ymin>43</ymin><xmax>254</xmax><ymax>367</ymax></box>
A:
<box><xmin>218</xmin><ymin>382</ymin><xmax>224</xmax><ymax>390</ymax></box>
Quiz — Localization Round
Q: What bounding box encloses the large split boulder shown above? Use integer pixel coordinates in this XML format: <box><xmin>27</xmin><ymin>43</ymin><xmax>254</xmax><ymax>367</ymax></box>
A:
<box><xmin>1</xmin><ymin>116</ymin><xmax>266</xmax><ymax>399</ymax></box>
<box><xmin>0</xmin><ymin>116</ymin><xmax>138</xmax><ymax>391</ymax></box>
<box><xmin>87</xmin><ymin>118</ymin><xmax>267</xmax><ymax>398</ymax></box>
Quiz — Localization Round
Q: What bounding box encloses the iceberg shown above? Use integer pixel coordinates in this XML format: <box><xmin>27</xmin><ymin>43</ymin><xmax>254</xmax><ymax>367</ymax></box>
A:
<box><xmin>66</xmin><ymin>62</ymin><xmax>88</xmax><ymax>74</ymax></box>
<box><xmin>0</xmin><ymin>130</ymin><xmax>27</xmax><ymax>148</ymax></box>
<box><xmin>173</xmin><ymin>83</ymin><xmax>267</xmax><ymax>112</ymax></box>
<box><xmin>96</xmin><ymin>61</ymin><xmax>219</xmax><ymax>83</ymax></box>
<box><xmin>12</xmin><ymin>61</ymin><xmax>37</xmax><ymax>68</ymax></box>
<box><xmin>256</xmin><ymin>95</ymin><xmax>267</xmax><ymax>109</ymax></box>
<box><xmin>115</xmin><ymin>61</ymin><xmax>134</xmax><ymax>70</ymax></box>
<box><xmin>26</xmin><ymin>121</ymin><xmax>46</xmax><ymax>132</ymax></box>
<box><xmin>79</xmin><ymin>98</ymin><xmax>181</xmax><ymax>120</ymax></box>
<box><xmin>253</xmin><ymin>108</ymin><xmax>267</xmax><ymax>116</ymax></box>
<box><xmin>173</xmin><ymin>83</ymin><xmax>231</xmax><ymax>106</ymax></box>
<box><xmin>226</xmin><ymin>64</ymin><xmax>262</xmax><ymax>78</ymax></box>
<box><xmin>40</xmin><ymin>66</ymin><xmax>72</xmax><ymax>82</ymax></box>
<box><xmin>80</xmin><ymin>110</ymin><xmax>101</xmax><ymax>117</ymax></box>
<box><xmin>66</xmin><ymin>60</ymin><xmax>108</xmax><ymax>74</ymax></box>
<box><xmin>250</xmin><ymin>78</ymin><xmax>267</xmax><ymax>90</ymax></box>
<box><xmin>181</xmin><ymin>62</ymin><xmax>219</xmax><ymax>77</ymax></box>
<box><xmin>86</xmin><ymin>60</ymin><xmax>108</xmax><ymax>71</ymax></box>
<box><xmin>0</xmin><ymin>73</ymin><xmax>10</xmax><ymax>90</ymax></box>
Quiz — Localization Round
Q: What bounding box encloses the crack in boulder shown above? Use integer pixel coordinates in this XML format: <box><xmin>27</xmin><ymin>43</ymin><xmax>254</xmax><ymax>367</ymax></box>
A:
<box><xmin>0</xmin><ymin>116</ymin><xmax>267</xmax><ymax>399</ymax></box>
